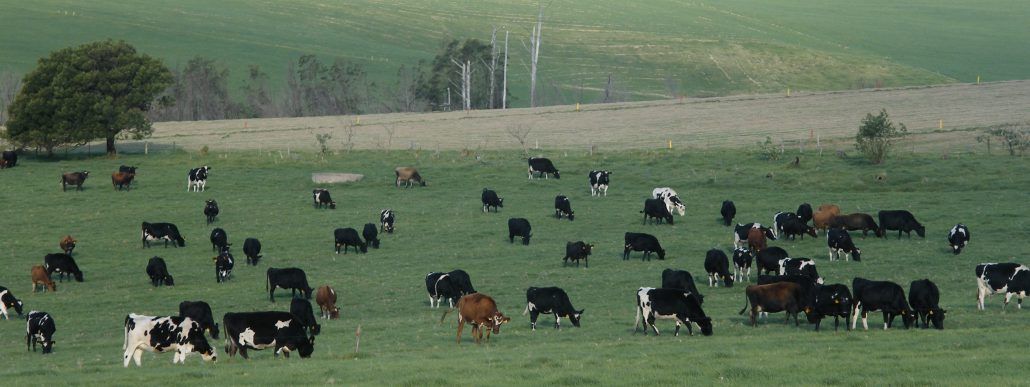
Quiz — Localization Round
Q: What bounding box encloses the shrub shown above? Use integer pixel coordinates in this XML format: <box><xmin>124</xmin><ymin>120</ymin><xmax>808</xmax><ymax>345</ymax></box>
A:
<box><xmin>976</xmin><ymin>124</ymin><xmax>1029</xmax><ymax>156</ymax></box>
<box><xmin>855</xmin><ymin>109</ymin><xmax>906</xmax><ymax>164</ymax></box>
<box><xmin>755</xmin><ymin>136</ymin><xmax>780</xmax><ymax>161</ymax></box>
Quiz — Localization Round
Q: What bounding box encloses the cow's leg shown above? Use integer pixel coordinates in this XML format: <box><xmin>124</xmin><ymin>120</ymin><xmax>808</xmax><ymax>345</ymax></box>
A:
<box><xmin>673</xmin><ymin>320</ymin><xmax>681</xmax><ymax>337</ymax></box>
<box><xmin>883</xmin><ymin>312</ymin><xmax>892</xmax><ymax>330</ymax></box>
<box><xmin>269</xmin><ymin>288</ymin><xmax>275</xmax><ymax>302</ymax></box>
<box><xmin>132</xmin><ymin>347</ymin><xmax>144</xmax><ymax>366</ymax></box>
<box><xmin>456</xmin><ymin>319</ymin><xmax>465</xmax><ymax>344</ymax></box>
<box><xmin>814</xmin><ymin>317</ymin><xmax>821</xmax><ymax>331</ymax></box>
<box><xmin>584</xmin><ymin>257</ymin><xmax>588</xmax><ymax>268</ymax></box>
<box><xmin>239</xmin><ymin>346</ymin><xmax>249</xmax><ymax>359</ymax></box>
<box><xmin>428</xmin><ymin>295</ymin><xmax>435</xmax><ymax>308</ymax></box>
<box><xmin>708</xmin><ymin>274</ymin><xmax>714</xmax><ymax>287</ymax></box>
<box><xmin>1003</xmin><ymin>292</ymin><xmax>1014</xmax><ymax>308</ymax></box>
<box><xmin>529</xmin><ymin>310</ymin><xmax>539</xmax><ymax>331</ymax></box>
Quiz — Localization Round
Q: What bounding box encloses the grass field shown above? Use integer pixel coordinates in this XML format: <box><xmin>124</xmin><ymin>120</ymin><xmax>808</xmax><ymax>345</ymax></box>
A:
<box><xmin>0</xmin><ymin>148</ymin><xmax>1027</xmax><ymax>385</ymax></box>
<box><xmin>2</xmin><ymin>1</ymin><xmax>1027</xmax><ymax>104</ymax></box>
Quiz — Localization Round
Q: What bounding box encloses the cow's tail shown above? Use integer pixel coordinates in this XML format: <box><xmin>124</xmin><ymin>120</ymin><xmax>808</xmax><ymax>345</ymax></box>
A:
<box><xmin>738</xmin><ymin>295</ymin><xmax>751</xmax><ymax>315</ymax></box>
<box><xmin>633</xmin><ymin>303</ymin><xmax>642</xmax><ymax>332</ymax></box>
<box><xmin>123</xmin><ymin>314</ymin><xmax>130</xmax><ymax>350</ymax></box>
<box><xmin>522</xmin><ymin>303</ymin><xmax>530</xmax><ymax>316</ymax></box>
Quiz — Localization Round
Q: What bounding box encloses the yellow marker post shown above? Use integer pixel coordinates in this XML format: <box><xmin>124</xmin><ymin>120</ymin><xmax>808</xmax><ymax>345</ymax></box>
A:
<box><xmin>576</xmin><ymin>103</ymin><xmax>580</xmax><ymax>112</ymax></box>
<box><xmin>939</xmin><ymin>120</ymin><xmax>943</xmax><ymax>129</ymax></box>
<box><xmin>977</xmin><ymin>75</ymin><xmax>981</xmax><ymax>85</ymax></box>
<box><xmin>668</xmin><ymin>140</ymin><xmax>673</xmax><ymax>149</ymax></box>
<box><xmin>786</xmin><ymin>87</ymin><xmax>791</xmax><ymax>97</ymax></box>
<box><xmin>356</xmin><ymin>117</ymin><xmax>361</xmax><ymax>125</ymax></box>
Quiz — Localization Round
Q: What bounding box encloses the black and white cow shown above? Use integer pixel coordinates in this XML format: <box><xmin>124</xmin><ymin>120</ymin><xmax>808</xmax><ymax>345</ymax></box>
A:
<box><xmin>425</xmin><ymin>270</ymin><xmax>476</xmax><ymax>308</ymax></box>
<box><xmin>651</xmin><ymin>187</ymin><xmax>686</xmax><ymax>216</ymax></box>
<box><xmin>803</xmin><ymin>284</ymin><xmax>852</xmax><ymax>331</ymax></box>
<box><xmin>204</xmin><ymin>199</ymin><xmax>219</xmax><ymax>224</ymax></box>
<box><xmin>142</xmin><ymin>222</ymin><xmax>186</xmax><ymax>248</ymax></box>
<box><xmin>975</xmin><ymin>262</ymin><xmax>1030</xmax><ymax>310</ymax></box>
<box><xmin>187</xmin><ymin>166</ymin><xmax>210</xmax><ymax>192</ymax></box>
<box><xmin>755</xmin><ymin>246</ymin><xmax>789</xmax><ymax>275</ymax></box>
<box><xmin>704</xmin><ymin>249</ymin><xmax>734</xmax><ymax>287</ymax></box>
<box><xmin>732</xmin><ymin>223</ymin><xmax>776</xmax><ymax>249</ymax></box>
<box><xmin>554</xmin><ymin>195</ymin><xmax>574</xmax><ymax>221</ymax></box>
<box><xmin>851</xmin><ymin>278</ymin><xmax>917</xmax><ymax>330</ymax></box>
<box><xmin>481</xmin><ymin>189</ymin><xmax>503</xmax><ymax>212</ymax></box>
<box><xmin>146</xmin><ymin>256</ymin><xmax>174</xmax><ymax>287</ymax></box>
<box><xmin>362</xmin><ymin>223</ymin><xmax>380</xmax><ymax>249</ymax></box>
<box><xmin>732</xmin><ymin>248</ymin><xmax>754</xmax><ymax>283</ymax></box>
<box><xmin>380</xmin><ymin>209</ymin><xmax>395</xmax><ymax>233</ymax></box>
<box><xmin>524</xmin><ymin>287</ymin><xmax>583</xmax><ymax>330</ymax></box>
<box><xmin>948</xmin><ymin>224</ymin><xmax>970</xmax><ymax>255</ymax></box>
<box><xmin>0</xmin><ymin>286</ymin><xmax>25</xmax><ymax>319</ymax></box>
<box><xmin>641</xmin><ymin>198</ymin><xmax>674</xmax><ymax>225</ymax></box>
<box><xmin>290</xmin><ymin>298</ymin><xmax>321</xmax><ymax>336</ymax></box>
<box><xmin>827</xmin><ymin>228</ymin><xmax>861</xmax><ymax>261</ymax></box>
<box><xmin>210</xmin><ymin>228</ymin><xmax>230</xmax><ymax>252</ymax></box>
<box><xmin>528</xmin><ymin>157</ymin><xmax>560</xmax><ymax>179</ymax></box>
<box><xmin>26</xmin><ymin>311</ymin><xmax>56</xmax><ymax>354</ymax></box>
<box><xmin>633</xmin><ymin>287</ymin><xmax>712</xmax><ymax>336</ymax></box>
<box><xmin>267</xmin><ymin>268</ymin><xmax>314</xmax><ymax>301</ymax></box>
<box><xmin>779</xmin><ymin>258</ymin><xmax>823</xmax><ymax>284</ymax></box>
<box><xmin>878</xmin><ymin>210</ymin><xmax>925</xmax><ymax>239</ymax></box>
<box><xmin>660</xmin><ymin>269</ymin><xmax>704</xmax><ymax>305</ymax></box>
<box><xmin>508</xmin><ymin>218</ymin><xmax>532</xmax><ymax>245</ymax></box>
<box><xmin>589</xmin><ymin>170</ymin><xmax>611</xmax><ymax>196</ymax></box>
<box><xmin>721</xmin><ymin>200</ymin><xmax>736</xmax><ymax>227</ymax></box>
<box><xmin>243</xmin><ymin>238</ymin><xmax>262</xmax><ymax>266</ymax></box>
<box><xmin>796</xmin><ymin>203</ymin><xmax>814</xmax><ymax>225</ymax></box>
<box><xmin>44</xmin><ymin>253</ymin><xmax>84</xmax><ymax>282</ymax></box>
<box><xmin>179</xmin><ymin>301</ymin><xmax>220</xmax><ymax>339</ymax></box>
<box><xmin>623</xmin><ymin>232</ymin><xmax>665</xmax><ymax>261</ymax></box>
<box><xmin>909</xmin><ymin>279</ymin><xmax>945</xmax><ymax>329</ymax></box>
<box><xmin>312</xmin><ymin>188</ymin><xmax>336</xmax><ymax>209</ymax></box>
<box><xmin>563</xmin><ymin>241</ymin><xmax>593</xmax><ymax>268</ymax></box>
<box><xmin>223</xmin><ymin>311</ymin><xmax>315</xmax><ymax>359</ymax></box>
<box><xmin>215</xmin><ymin>249</ymin><xmax>234</xmax><ymax>283</ymax></box>
<box><xmin>334</xmin><ymin>227</ymin><xmax>367</xmax><ymax>253</ymax></box>
<box><xmin>122</xmin><ymin>314</ymin><xmax>216</xmax><ymax>367</ymax></box>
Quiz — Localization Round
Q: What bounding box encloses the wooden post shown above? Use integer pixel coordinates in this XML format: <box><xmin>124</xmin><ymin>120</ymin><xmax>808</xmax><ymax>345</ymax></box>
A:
<box><xmin>355</xmin><ymin>325</ymin><xmax>362</xmax><ymax>353</ymax></box>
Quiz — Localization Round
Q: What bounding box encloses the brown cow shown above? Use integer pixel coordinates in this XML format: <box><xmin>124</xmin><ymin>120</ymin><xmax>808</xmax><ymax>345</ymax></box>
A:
<box><xmin>829</xmin><ymin>213</ymin><xmax>881</xmax><ymax>237</ymax></box>
<box><xmin>61</xmin><ymin>171</ymin><xmax>89</xmax><ymax>191</ymax></box>
<box><xmin>395</xmin><ymin>167</ymin><xmax>426</xmax><ymax>188</ymax></box>
<box><xmin>441</xmin><ymin>293</ymin><xmax>510</xmax><ymax>344</ymax></box>
<box><xmin>315</xmin><ymin>285</ymin><xmax>340</xmax><ymax>319</ymax></box>
<box><xmin>0</xmin><ymin>158</ymin><xmax>7</xmax><ymax>169</ymax></box>
<box><xmin>739</xmin><ymin>282</ymin><xmax>802</xmax><ymax>327</ymax></box>
<box><xmin>31</xmin><ymin>265</ymin><xmax>56</xmax><ymax>292</ymax></box>
<box><xmin>747</xmin><ymin>227</ymin><xmax>767</xmax><ymax>253</ymax></box>
<box><xmin>813</xmin><ymin>204</ymin><xmax>841</xmax><ymax>230</ymax></box>
<box><xmin>112</xmin><ymin>171</ymin><xmax>135</xmax><ymax>191</ymax></box>
<box><xmin>59</xmin><ymin>235</ymin><xmax>77</xmax><ymax>255</ymax></box>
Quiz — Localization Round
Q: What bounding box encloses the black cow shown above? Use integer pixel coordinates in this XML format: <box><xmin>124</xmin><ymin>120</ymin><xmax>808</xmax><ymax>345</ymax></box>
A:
<box><xmin>623</xmin><ymin>232</ymin><xmax>665</xmax><ymax>261</ymax></box>
<box><xmin>481</xmin><ymin>189</ymin><xmax>503</xmax><ymax>212</ymax></box>
<box><xmin>755</xmin><ymin>246</ymin><xmax>789</xmax><ymax>275</ymax></box>
<box><xmin>563</xmin><ymin>241</ymin><xmax>593</xmax><ymax>268</ymax></box>
<box><xmin>797</xmin><ymin>203</ymin><xmax>813</xmax><ymax>224</ymax></box>
<box><xmin>779</xmin><ymin>258</ymin><xmax>823</xmax><ymax>284</ymax></box>
<box><xmin>773</xmin><ymin>212</ymin><xmax>798</xmax><ymax>238</ymax></box>
<box><xmin>642</xmin><ymin>198</ymin><xmax>674</xmax><ymax>225</ymax></box>
<box><xmin>362</xmin><ymin>223</ymin><xmax>380</xmax><ymax>249</ymax></box>
<box><xmin>660</xmin><ymin>269</ymin><xmax>704</xmax><ymax>305</ymax></box>
<box><xmin>732</xmin><ymin>248</ymin><xmax>754</xmax><ymax>283</ymax></box>
<box><xmin>909</xmin><ymin>279</ymin><xmax>945</xmax><ymax>329</ymax></box>
<box><xmin>312</xmin><ymin>188</ymin><xmax>336</xmax><ymax>209</ymax></box>
<box><xmin>554</xmin><ymin>195</ymin><xmax>575</xmax><ymax>221</ymax></box>
<box><xmin>588</xmin><ymin>170</ymin><xmax>611</xmax><ymax>196</ymax></box>
<box><xmin>524</xmin><ymin>287</ymin><xmax>583</xmax><ymax>330</ymax></box>
<box><xmin>243</xmin><ymin>238</ymin><xmax>262</xmax><ymax>265</ymax></box>
<box><xmin>704</xmin><ymin>249</ymin><xmax>734</xmax><ymax>287</ymax></box>
<box><xmin>975</xmin><ymin>262</ymin><xmax>1029</xmax><ymax>310</ymax></box>
<box><xmin>290</xmin><ymin>298</ymin><xmax>322</xmax><ymax>336</ymax></box>
<box><xmin>187</xmin><ymin>166</ymin><xmax>210</xmax><ymax>192</ymax></box>
<box><xmin>508</xmin><ymin>218</ymin><xmax>532</xmax><ymax>245</ymax></box>
<box><xmin>780</xmin><ymin>218</ymin><xmax>818</xmax><ymax>240</ymax></box>
<box><xmin>223</xmin><ymin>311</ymin><xmax>315</xmax><ymax>359</ymax></box>
<box><xmin>851</xmin><ymin>277</ymin><xmax>916</xmax><ymax>330</ymax></box>
<box><xmin>0</xmin><ymin>286</ymin><xmax>24</xmax><ymax>320</ymax></box>
<box><xmin>142</xmin><ymin>222</ymin><xmax>186</xmax><ymax>248</ymax></box>
<box><xmin>425</xmin><ymin>270</ymin><xmax>477</xmax><ymax>308</ymax></box>
<box><xmin>214</xmin><ymin>249</ymin><xmax>234</xmax><ymax>283</ymax></box>
<box><xmin>179</xmin><ymin>301</ymin><xmax>220</xmax><ymax>339</ymax></box>
<box><xmin>210</xmin><ymin>228</ymin><xmax>230</xmax><ymax>252</ymax></box>
<box><xmin>1</xmin><ymin>150</ymin><xmax>17</xmax><ymax>168</ymax></box>
<box><xmin>26</xmin><ymin>311</ymin><xmax>56</xmax><ymax>354</ymax></box>
<box><xmin>267</xmin><ymin>268</ymin><xmax>313</xmax><ymax>301</ymax></box>
<box><xmin>827</xmin><ymin>228</ymin><xmax>861</xmax><ymax>261</ymax></box>
<box><xmin>948</xmin><ymin>224</ymin><xmax>970</xmax><ymax>255</ymax></box>
<box><xmin>720</xmin><ymin>200</ymin><xmax>736</xmax><ymax>226</ymax></box>
<box><xmin>204</xmin><ymin>200</ymin><xmax>219</xmax><ymax>224</ymax></box>
<box><xmin>146</xmin><ymin>256</ymin><xmax>174</xmax><ymax>287</ymax></box>
<box><xmin>528</xmin><ymin>157</ymin><xmax>560</xmax><ymax>179</ymax></box>
<box><xmin>380</xmin><ymin>209</ymin><xmax>395</xmax><ymax>233</ymax></box>
<box><xmin>61</xmin><ymin>171</ymin><xmax>89</xmax><ymax>191</ymax></box>
<box><xmin>334</xmin><ymin>228</ymin><xmax>367</xmax><ymax>253</ymax></box>
<box><xmin>878</xmin><ymin>210</ymin><xmax>926</xmax><ymax>239</ymax></box>
<box><xmin>830</xmin><ymin>213</ymin><xmax>882</xmax><ymax>237</ymax></box>
<box><xmin>803</xmin><ymin>284</ymin><xmax>852</xmax><ymax>331</ymax></box>
<box><xmin>43</xmin><ymin>253</ymin><xmax>84</xmax><ymax>282</ymax></box>
<box><xmin>634</xmin><ymin>287</ymin><xmax>712</xmax><ymax>336</ymax></box>
<box><xmin>732</xmin><ymin>223</ymin><xmax>776</xmax><ymax>249</ymax></box>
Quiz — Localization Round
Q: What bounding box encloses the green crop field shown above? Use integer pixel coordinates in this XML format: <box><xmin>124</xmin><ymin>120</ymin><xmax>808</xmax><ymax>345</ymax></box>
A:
<box><xmin>0</xmin><ymin>148</ymin><xmax>1026</xmax><ymax>385</ymax></box>
<box><xmin>1</xmin><ymin>0</ymin><xmax>1027</xmax><ymax>105</ymax></box>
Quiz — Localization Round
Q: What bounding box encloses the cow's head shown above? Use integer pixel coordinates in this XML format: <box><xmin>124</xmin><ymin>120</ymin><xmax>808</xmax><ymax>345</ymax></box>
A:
<box><xmin>81</xmin><ymin>171</ymin><xmax>90</xmax><ymax>178</ymax></box>
<box><xmin>851</xmin><ymin>248</ymin><xmax>862</xmax><ymax>262</ymax></box>
<box><xmin>164</xmin><ymin>275</ymin><xmax>175</xmax><ymax>286</ymax></box>
<box><xmin>490</xmin><ymin>312</ymin><xmax>511</xmax><ymax>334</ymax></box>
<box><xmin>41</xmin><ymin>339</ymin><xmax>55</xmax><ymax>354</ymax></box>
<box><xmin>298</xmin><ymin>335</ymin><xmax>315</xmax><ymax>358</ymax></box>
<box><xmin>73</xmin><ymin>271</ymin><xmax>84</xmax><ymax>282</ymax></box>
<box><xmin>951</xmin><ymin>242</ymin><xmax>963</xmax><ymax>255</ymax></box>
<box><xmin>901</xmin><ymin>310</ymin><xmax>917</xmax><ymax>329</ymax></box>
<box><xmin>187</xmin><ymin>322</ymin><xmax>217</xmax><ymax>362</ymax></box>
<box><xmin>696</xmin><ymin>317</ymin><xmax>714</xmax><ymax>336</ymax></box>
<box><xmin>568</xmin><ymin>309</ymin><xmax>584</xmax><ymax>327</ymax></box>
<box><xmin>329</xmin><ymin>307</ymin><xmax>340</xmax><ymax>320</ymax></box>
<box><xmin>10</xmin><ymin>298</ymin><xmax>24</xmax><ymax>316</ymax></box>
<box><xmin>583</xmin><ymin>244</ymin><xmax>594</xmax><ymax>255</ymax></box>
<box><xmin>552</xmin><ymin>170</ymin><xmax>560</xmax><ymax>179</ymax></box>
<box><xmin>805</xmin><ymin>226</ymin><xmax>818</xmax><ymax>238</ymax></box>
<box><xmin>329</xmin><ymin>201</ymin><xmax>336</xmax><ymax>209</ymax></box>
<box><xmin>209</xmin><ymin>323</ymin><xmax>220</xmax><ymax>340</ymax></box>
<box><xmin>928</xmin><ymin>308</ymin><xmax>946</xmax><ymax>329</ymax></box>
<box><xmin>915</xmin><ymin>225</ymin><xmax>926</xmax><ymax>238</ymax></box>
<box><xmin>722</xmin><ymin>275</ymin><xmax>734</xmax><ymax>288</ymax></box>
<box><xmin>656</xmin><ymin>249</ymin><xmax>666</xmax><ymax>260</ymax></box>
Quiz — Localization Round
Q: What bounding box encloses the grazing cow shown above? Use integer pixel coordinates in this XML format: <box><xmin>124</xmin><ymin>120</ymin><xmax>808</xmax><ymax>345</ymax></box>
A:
<box><xmin>738</xmin><ymin>282</ymin><xmax>803</xmax><ymax>327</ymax></box>
<box><xmin>661</xmin><ymin>269</ymin><xmax>704</xmax><ymax>305</ymax></box>
<box><xmin>481</xmin><ymin>189</ymin><xmax>503</xmax><ymax>212</ymax></box>
<box><xmin>43</xmin><ymin>253</ymin><xmax>83</xmax><ymax>282</ymax></box>
<box><xmin>633</xmin><ymin>287</ymin><xmax>712</xmax><ymax>336</ymax></box>
<box><xmin>827</xmin><ymin>228</ymin><xmax>861</xmax><ymax>262</ymax></box>
<box><xmin>362</xmin><ymin>223</ymin><xmax>380</xmax><ymax>249</ymax></box>
<box><xmin>720</xmin><ymin>200</ymin><xmax>736</xmax><ymax>227</ymax></box>
<box><xmin>623</xmin><ymin>232</ymin><xmax>665</xmax><ymax>261</ymax></box>
<box><xmin>878</xmin><ymin>210</ymin><xmax>926</xmax><ymax>239</ymax></box>
<box><xmin>975</xmin><ymin>262</ymin><xmax>1030</xmax><ymax>310</ymax></box>
<box><xmin>830</xmin><ymin>213</ymin><xmax>881</xmax><ymax>237</ymax></box>
<box><xmin>732</xmin><ymin>248</ymin><xmax>754</xmax><ymax>283</ymax></box>
<box><xmin>851</xmin><ymin>278</ymin><xmax>916</xmax><ymax>330</ymax></box>
<box><xmin>508</xmin><ymin>218</ymin><xmax>532</xmax><ymax>245</ymax></box>
<box><xmin>243</xmin><ymin>238</ymin><xmax>262</xmax><ymax>266</ymax></box>
<box><xmin>755</xmin><ymin>246</ymin><xmax>789</xmax><ymax>275</ymax></box>
<box><xmin>779</xmin><ymin>258</ymin><xmax>824</xmax><ymax>284</ymax></box>
<box><xmin>267</xmin><ymin>268</ymin><xmax>314</xmax><ymax>301</ymax></box>
<box><xmin>214</xmin><ymin>249</ymin><xmax>234</xmax><ymax>283</ymax></box>
<box><xmin>732</xmin><ymin>223</ymin><xmax>776</xmax><ymax>249</ymax></box>
<box><xmin>187</xmin><ymin>166</ymin><xmax>210</xmax><ymax>192</ymax></box>
<box><xmin>59</xmin><ymin>235</ymin><xmax>76</xmax><ymax>255</ymax></box>
<box><xmin>142</xmin><ymin>222</ymin><xmax>186</xmax><ymax>248</ymax></box>
<box><xmin>523</xmin><ymin>287</ymin><xmax>583</xmax><ymax>330</ymax></box>
<box><xmin>803</xmin><ymin>284</ymin><xmax>853</xmax><ymax>331</ymax></box>
<box><xmin>773</xmin><ymin>212</ymin><xmax>799</xmax><ymax>238</ymax></box>
<box><xmin>380</xmin><ymin>209</ymin><xmax>395</xmax><ymax>233</ymax></box>
<box><xmin>796</xmin><ymin>203</ymin><xmax>814</xmax><ymax>224</ymax></box>
<box><xmin>112</xmin><ymin>171</ymin><xmax>135</xmax><ymax>191</ymax></box>
<box><xmin>61</xmin><ymin>171</ymin><xmax>89</xmax><ymax>191</ymax></box>
<box><xmin>119</xmin><ymin>165</ymin><xmax>137</xmax><ymax>174</ymax></box>
<box><xmin>426</xmin><ymin>270</ymin><xmax>477</xmax><ymax>308</ymax></box>
<box><xmin>948</xmin><ymin>224</ymin><xmax>970</xmax><ymax>255</ymax></box>
<box><xmin>204</xmin><ymin>200</ymin><xmax>219</xmax><ymax>224</ymax></box>
<box><xmin>442</xmin><ymin>293</ymin><xmax>511</xmax><ymax>344</ymax></box>
<box><xmin>145</xmin><ymin>257</ymin><xmax>174</xmax><ymax>287</ymax></box>
<box><xmin>26</xmin><ymin>311</ymin><xmax>56</xmax><ymax>354</ymax></box>
<box><xmin>395</xmin><ymin>166</ymin><xmax>426</xmax><ymax>188</ymax></box>
<box><xmin>588</xmin><ymin>170</ymin><xmax>611</xmax><ymax>196</ymax></box>
<box><xmin>290</xmin><ymin>298</ymin><xmax>321</xmax><ymax>336</ymax></box>
<box><xmin>747</xmin><ymin>227</ymin><xmax>767</xmax><ymax>253</ymax></box>
<box><xmin>909</xmin><ymin>279</ymin><xmax>945</xmax><ymax>329</ymax></box>
<box><xmin>210</xmin><ymin>228</ymin><xmax>230</xmax><ymax>252</ymax></box>
<box><xmin>812</xmin><ymin>204</ymin><xmax>841</xmax><ymax>230</ymax></box>
<box><xmin>704</xmin><ymin>249</ymin><xmax>734</xmax><ymax>287</ymax></box>
<box><xmin>651</xmin><ymin>187</ymin><xmax>686</xmax><ymax>216</ymax></box>
<box><xmin>312</xmin><ymin>188</ymin><xmax>336</xmax><ymax>209</ymax></box>
<box><xmin>179</xmin><ymin>301</ymin><xmax>220</xmax><ymax>339</ymax></box>
<box><xmin>223</xmin><ymin>311</ymin><xmax>315</xmax><ymax>359</ymax></box>
<box><xmin>563</xmin><ymin>241</ymin><xmax>593</xmax><ymax>268</ymax></box>
<box><xmin>758</xmin><ymin>274</ymin><xmax>818</xmax><ymax>293</ymax></box>
<box><xmin>554</xmin><ymin>195</ymin><xmax>575</xmax><ymax>221</ymax></box>
<box><xmin>0</xmin><ymin>286</ymin><xmax>25</xmax><ymax>319</ymax></box>
<box><xmin>1</xmin><ymin>150</ymin><xmax>17</xmax><ymax>168</ymax></box>
<box><xmin>315</xmin><ymin>286</ymin><xmax>340</xmax><ymax>319</ymax></box>
<box><xmin>527</xmin><ymin>157</ymin><xmax>560</xmax><ymax>179</ymax></box>
<box><xmin>31</xmin><ymin>265</ymin><xmax>56</xmax><ymax>292</ymax></box>
<box><xmin>122</xmin><ymin>314</ymin><xmax>216</xmax><ymax>367</ymax></box>
<box><xmin>780</xmin><ymin>218</ymin><xmax>818</xmax><ymax>240</ymax></box>
<box><xmin>641</xmin><ymin>198</ymin><xmax>674</xmax><ymax>225</ymax></box>
<box><xmin>334</xmin><ymin>228</ymin><xmax>367</xmax><ymax>253</ymax></box>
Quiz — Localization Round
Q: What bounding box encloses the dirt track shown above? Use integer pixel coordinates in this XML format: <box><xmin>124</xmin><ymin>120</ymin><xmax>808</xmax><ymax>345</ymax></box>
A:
<box><xmin>149</xmin><ymin>81</ymin><xmax>1030</xmax><ymax>153</ymax></box>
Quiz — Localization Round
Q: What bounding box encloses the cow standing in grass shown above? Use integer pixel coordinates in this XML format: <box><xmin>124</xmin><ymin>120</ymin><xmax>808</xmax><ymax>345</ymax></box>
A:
<box><xmin>31</xmin><ymin>265</ymin><xmax>56</xmax><ymax>292</ymax></box>
<box><xmin>395</xmin><ymin>167</ymin><xmax>426</xmax><ymax>187</ymax></box>
<box><xmin>61</xmin><ymin>171</ymin><xmax>89</xmax><ymax>191</ymax></box>
<box><xmin>589</xmin><ymin>170</ymin><xmax>610</xmax><ymax>196</ymax></box>
<box><xmin>243</xmin><ymin>238</ymin><xmax>262</xmax><ymax>265</ymax></box>
<box><xmin>720</xmin><ymin>201</ymin><xmax>736</xmax><ymax>226</ymax></box>
<box><xmin>187</xmin><ymin>166</ymin><xmax>210</xmax><ymax>192</ymax></box>
<box><xmin>948</xmin><ymin>224</ymin><xmax>970</xmax><ymax>254</ymax></box>
<box><xmin>313</xmin><ymin>188</ymin><xmax>336</xmax><ymax>209</ymax></box>
<box><xmin>554</xmin><ymin>195</ymin><xmax>574</xmax><ymax>221</ymax></box>
<box><xmin>528</xmin><ymin>158</ymin><xmax>560</xmax><ymax>179</ymax></box>
<box><xmin>524</xmin><ymin>287</ymin><xmax>583</xmax><ymax>331</ymax></box>
<box><xmin>204</xmin><ymin>200</ymin><xmax>219</xmax><ymax>224</ymax></box>
<box><xmin>59</xmin><ymin>235</ymin><xmax>76</xmax><ymax>255</ymax></box>
<box><xmin>704</xmin><ymin>249</ymin><xmax>734</xmax><ymax>287</ymax></box>
<box><xmin>481</xmin><ymin>189</ymin><xmax>503</xmax><ymax>212</ymax></box>
<box><xmin>563</xmin><ymin>241</ymin><xmax>593</xmax><ymax>267</ymax></box>
<box><xmin>380</xmin><ymin>209</ymin><xmax>395</xmax><ymax>233</ymax></box>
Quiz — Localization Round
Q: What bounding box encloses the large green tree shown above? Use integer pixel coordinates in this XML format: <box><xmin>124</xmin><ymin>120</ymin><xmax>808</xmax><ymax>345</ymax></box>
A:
<box><xmin>4</xmin><ymin>40</ymin><xmax>171</xmax><ymax>155</ymax></box>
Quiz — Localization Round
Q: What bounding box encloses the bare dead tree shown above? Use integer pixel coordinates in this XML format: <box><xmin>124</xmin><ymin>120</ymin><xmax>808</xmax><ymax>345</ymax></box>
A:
<box><xmin>528</xmin><ymin>4</ymin><xmax>544</xmax><ymax>107</ymax></box>
<box><xmin>503</xmin><ymin>30</ymin><xmax>509</xmax><ymax>110</ymax></box>
<box><xmin>382</xmin><ymin>124</ymin><xmax>395</xmax><ymax>151</ymax></box>
<box><xmin>603</xmin><ymin>73</ymin><xmax>614</xmax><ymax>103</ymax></box>
<box><xmin>450</xmin><ymin>59</ymin><xmax>472</xmax><ymax>111</ymax></box>
<box><xmin>505</xmin><ymin>124</ymin><xmax>532</xmax><ymax>156</ymax></box>
<box><xmin>489</xmin><ymin>26</ymin><xmax>498</xmax><ymax>109</ymax></box>
<box><xmin>0</xmin><ymin>70</ymin><xmax>22</xmax><ymax>126</ymax></box>
<box><xmin>339</xmin><ymin>123</ymin><xmax>357</xmax><ymax>153</ymax></box>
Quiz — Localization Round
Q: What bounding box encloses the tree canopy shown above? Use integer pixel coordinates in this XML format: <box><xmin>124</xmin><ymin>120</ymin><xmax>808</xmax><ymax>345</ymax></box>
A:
<box><xmin>855</xmin><ymin>109</ymin><xmax>907</xmax><ymax>164</ymax></box>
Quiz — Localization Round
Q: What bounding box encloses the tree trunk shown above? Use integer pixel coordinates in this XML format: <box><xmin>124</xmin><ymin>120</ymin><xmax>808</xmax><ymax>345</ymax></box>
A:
<box><xmin>529</xmin><ymin>4</ymin><xmax>543</xmax><ymax>108</ymax></box>
<box><xmin>107</xmin><ymin>134</ymin><xmax>117</xmax><ymax>155</ymax></box>
<box><xmin>503</xmin><ymin>30</ymin><xmax>509</xmax><ymax>110</ymax></box>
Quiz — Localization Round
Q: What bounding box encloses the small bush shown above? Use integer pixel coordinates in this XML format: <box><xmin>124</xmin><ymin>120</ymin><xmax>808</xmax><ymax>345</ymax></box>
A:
<box><xmin>315</xmin><ymin>132</ymin><xmax>333</xmax><ymax>156</ymax></box>
<box><xmin>855</xmin><ymin>109</ymin><xmax>906</xmax><ymax>164</ymax></box>
<box><xmin>976</xmin><ymin>124</ymin><xmax>1029</xmax><ymax>156</ymax></box>
<box><xmin>755</xmin><ymin>136</ymin><xmax>780</xmax><ymax>161</ymax></box>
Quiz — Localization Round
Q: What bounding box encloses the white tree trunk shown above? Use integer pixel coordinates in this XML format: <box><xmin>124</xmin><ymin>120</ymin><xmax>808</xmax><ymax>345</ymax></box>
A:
<box><xmin>452</xmin><ymin>59</ymin><xmax>472</xmax><ymax>111</ymax></box>
<box><xmin>503</xmin><ymin>30</ymin><xmax>509</xmax><ymax>110</ymax></box>
<box><xmin>529</xmin><ymin>4</ymin><xmax>543</xmax><ymax>108</ymax></box>
<box><xmin>489</xmin><ymin>26</ymin><xmax>497</xmax><ymax>109</ymax></box>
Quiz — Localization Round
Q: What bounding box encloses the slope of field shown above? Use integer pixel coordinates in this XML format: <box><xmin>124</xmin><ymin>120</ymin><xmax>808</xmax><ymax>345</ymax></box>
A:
<box><xmin>2</xmin><ymin>0</ymin><xmax>1025</xmax><ymax>104</ymax></box>
<box><xmin>0</xmin><ymin>150</ymin><xmax>1027</xmax><ymax>384</ymax></box>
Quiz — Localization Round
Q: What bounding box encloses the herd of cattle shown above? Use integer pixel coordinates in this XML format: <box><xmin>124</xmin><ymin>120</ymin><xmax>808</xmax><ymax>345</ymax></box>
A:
<box><xmin>0</xmin><ymin>153</ymin><xmax>1026</xmax><ymax>366</ymax></box>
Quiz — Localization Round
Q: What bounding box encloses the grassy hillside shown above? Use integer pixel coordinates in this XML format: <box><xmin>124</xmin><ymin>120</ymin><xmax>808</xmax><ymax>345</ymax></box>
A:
<box><xmin>0</xmin><ymin>148</ymin><xmax>1027</xmax><ymax>384</ymax></box>
<box><xmin>1</xmin><ymin>0</ymin><xmax>1025</xmax><ymax>105</ymax></box>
